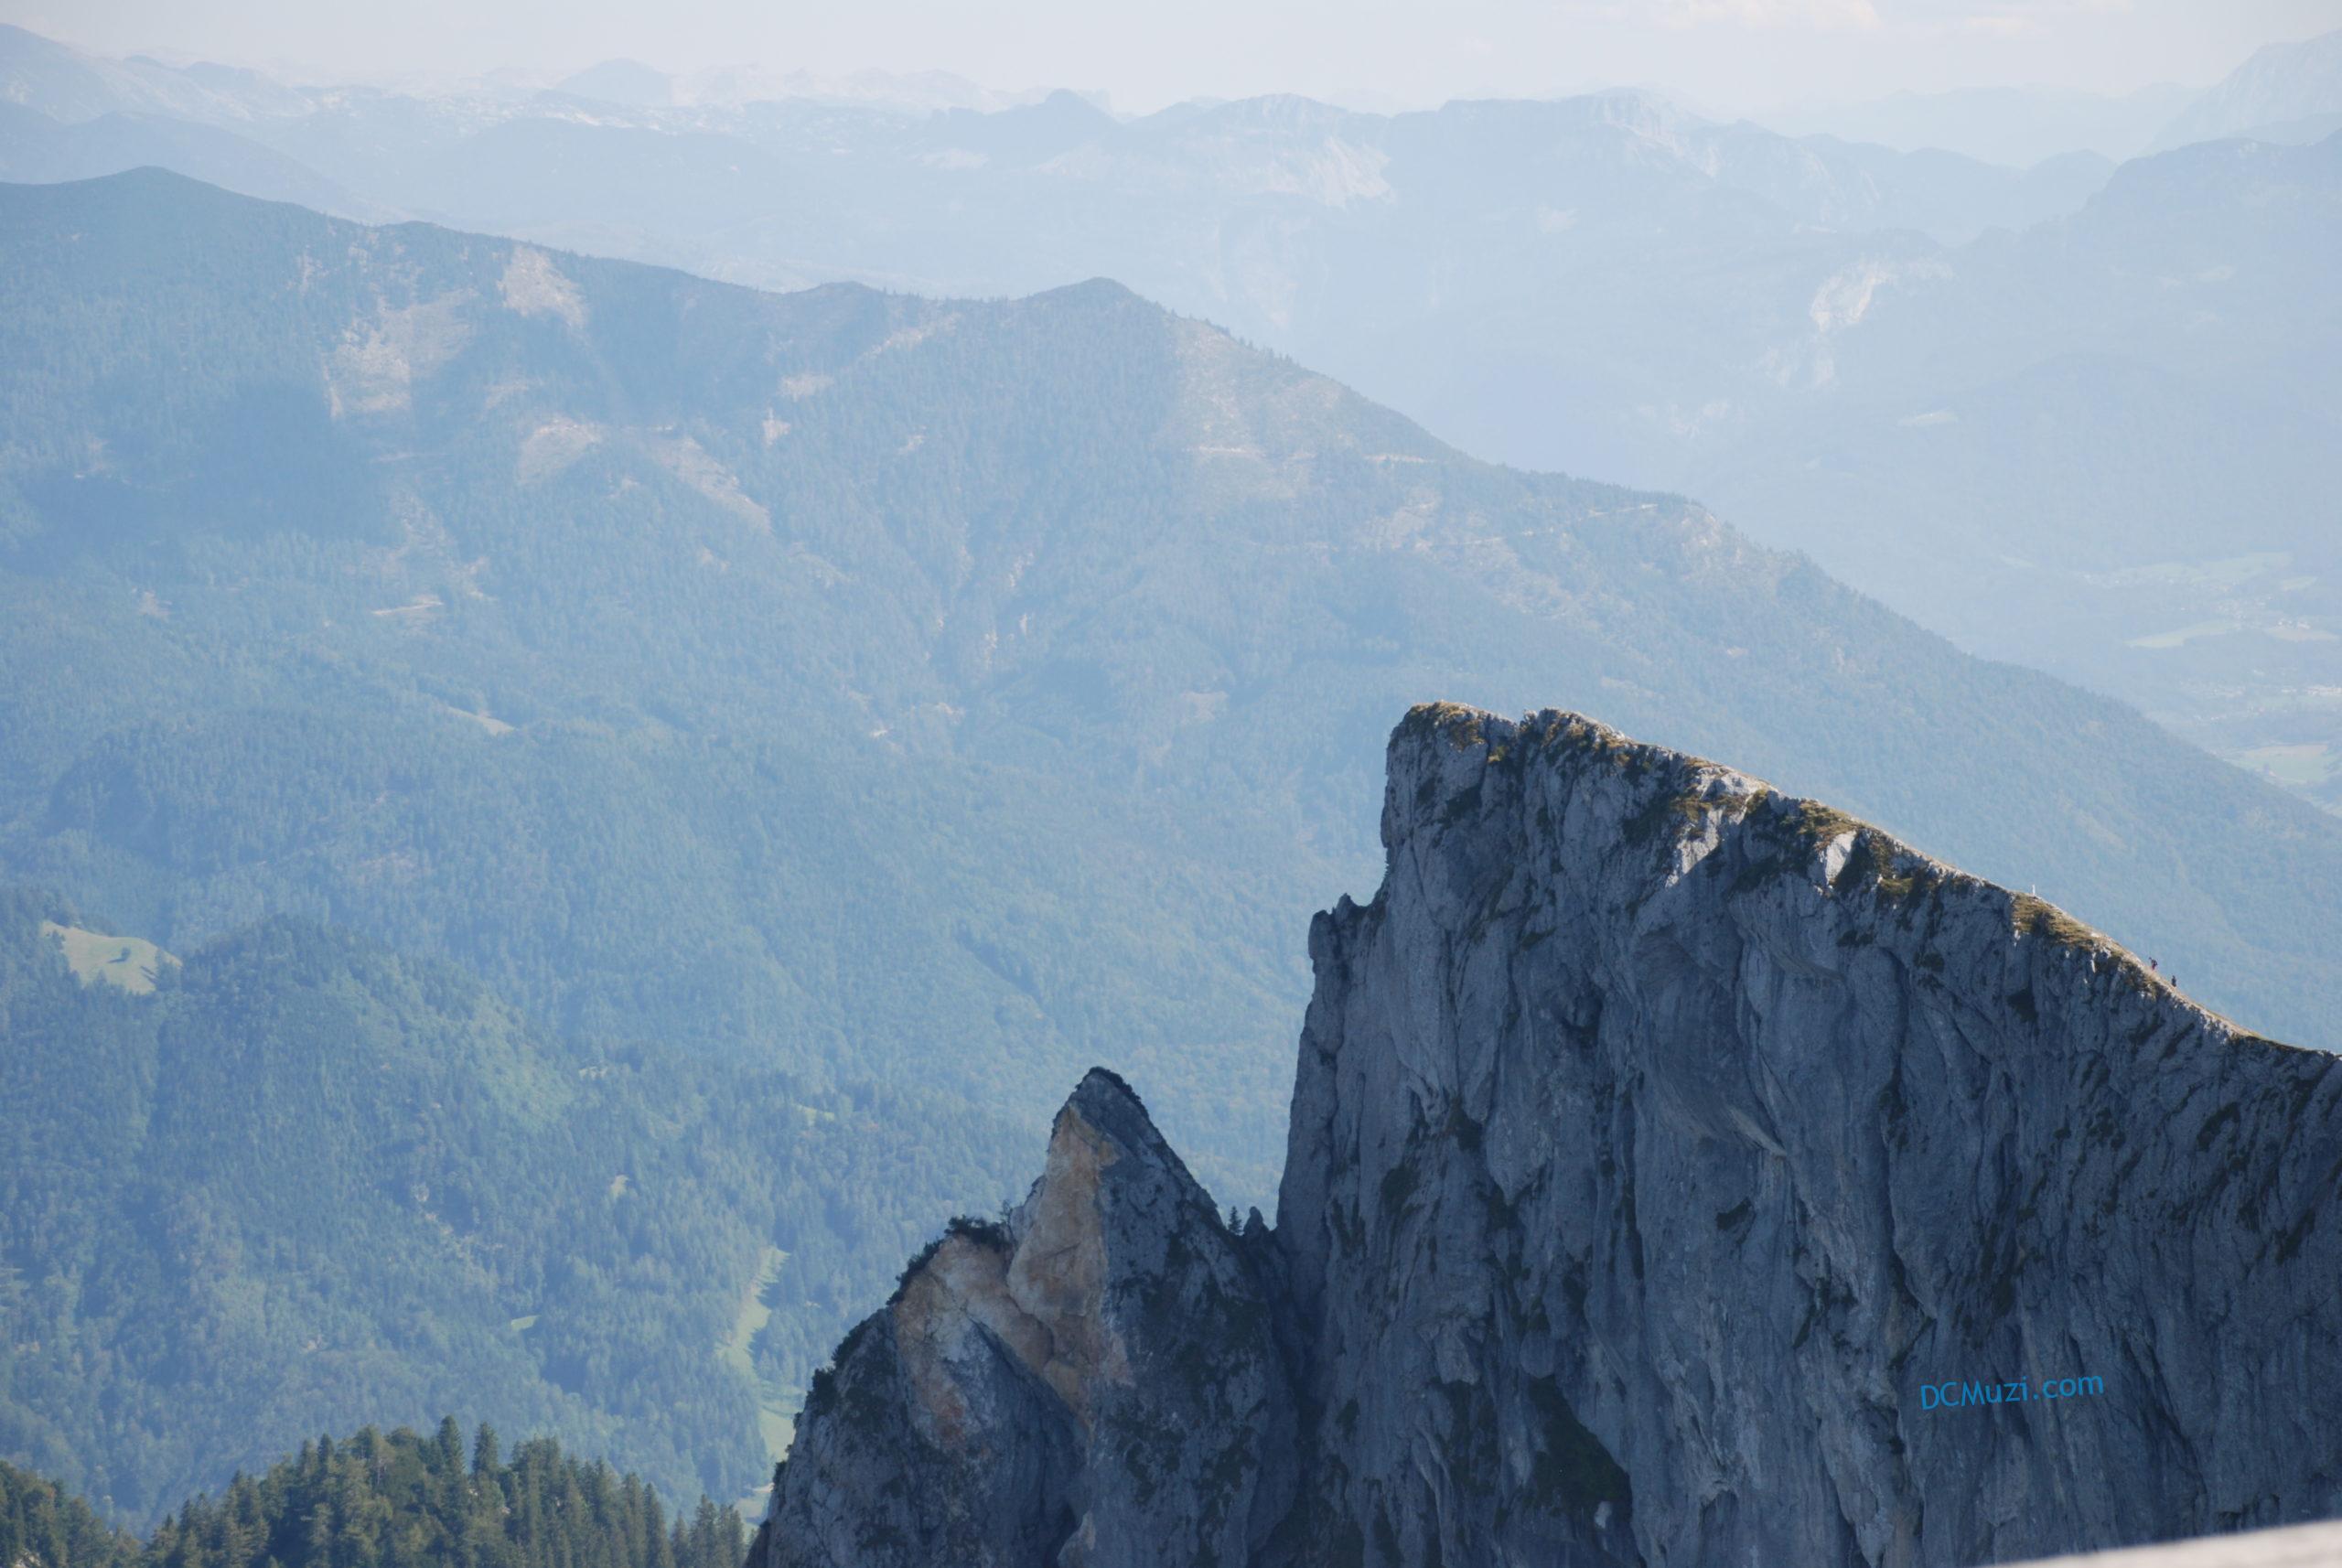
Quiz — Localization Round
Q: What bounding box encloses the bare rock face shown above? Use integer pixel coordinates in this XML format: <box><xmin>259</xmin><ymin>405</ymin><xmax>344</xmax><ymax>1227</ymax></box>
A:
<box><xmin>757</xmin><ymin>1067</ymin><xmax>1296</xmax><ymax>1568</ymax></box>
<box><xmin>754</xmin><ymin>704</ymin><xmax>2342</xmax><ymax>1568</ymax></box>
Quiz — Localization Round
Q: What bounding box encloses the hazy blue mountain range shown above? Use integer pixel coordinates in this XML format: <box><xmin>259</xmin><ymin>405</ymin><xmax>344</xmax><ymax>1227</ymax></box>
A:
<box><xmin>546</xmin><ymin>58</ymin><xmax>1059</xmax><ymax>115</ymax></box>
<box><xmin>3</xmin><ymin>24</ymin><xmax>2335</xmax><ymax>811</ymax></box>
<box><xmin>5</xmin><ymin>168</ymin><xmax>2342</xmax><ymax>1524</ymax></box>
<box><xmin>0</xmin><ymin>26</ymin><xmax>299</xmax><ymax>125</ymax></box>
<box><xmin>1670</xmin><ymin>131</ymin><xmax>2342</xmax><ymax>812</ymax></box>
<box><xmin>0</xmin><ymin>25</ymin><xmax>2130</xmax><ymax>254</ymax></box>
<box><xmin>1755</xmin><ymin>82</ymin><xmax>2196</xmax><ymax>166</ymax></box>
<box><xmin>0</xmin><ymin>101</ymin><xmax>379</xmax><ymax>219</ymax></box>
<box><xmin>2148</xmin><ymin>27</ymin><xmax>2342</xmax><ymax>150</ymax></box>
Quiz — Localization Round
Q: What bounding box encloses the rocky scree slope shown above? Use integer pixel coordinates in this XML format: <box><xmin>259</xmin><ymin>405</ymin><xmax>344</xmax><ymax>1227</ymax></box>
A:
<box><xmin>753</xmin><ymin>704</ymin><xmax>2342</xmax><ymax>1568</ymax></box>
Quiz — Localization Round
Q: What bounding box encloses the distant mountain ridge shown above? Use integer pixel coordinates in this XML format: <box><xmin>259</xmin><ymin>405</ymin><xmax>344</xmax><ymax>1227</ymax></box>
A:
<box><xmin>2149</xmin><ymin>27</ymin><xmax>2342</xmax><ymax>149</ymax></box>
<box><xmin>0</xmin><ymin>25</ymin><xmax>277</xmax><ymax>124</ymax></box>
<box><xmin>0</xmin><ymin>100</ymin><xmax>379</xmax><ymax>217</ymax></box>
<box><xmin>1756</xmin><ymin>82</ymin><xmax>2194</xmax><ymax>166</ymax></box>
<box><xmin>0</xmin><ymin>24</ymin><xmax>2122</xmax><ymax>251</ymax></box>
<box><xmin>14</xmin><ymin>25</ymin><xmax>2322</xmax><ymax>811</ymax></box>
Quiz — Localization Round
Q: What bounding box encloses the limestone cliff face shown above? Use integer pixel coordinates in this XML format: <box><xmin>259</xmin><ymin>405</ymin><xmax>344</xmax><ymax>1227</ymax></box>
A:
<box><xmin>754</xmin><ymin>704</ymin><xmax>2342</xmax><ymax>1568</ymax></box>
<box><xmin>1278</xmin><ymin>704</ymin><xmax>2342</xmax><ymax>1567</ymax></box>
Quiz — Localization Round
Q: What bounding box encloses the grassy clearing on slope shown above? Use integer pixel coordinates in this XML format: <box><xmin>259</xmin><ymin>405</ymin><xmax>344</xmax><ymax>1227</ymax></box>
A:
<box><xmin>2236</xmin><ymin>742</ymin><xmax>2338</xmax><ymax>789</ymax></box>
<box><xmin>722</xmin><ymin>1244</ymin><xmax>799</xmax><ymax>1513</ymax></box>
<box><xmin>41</xmin><ymin>920</ymin><xmax>177</xmax><ymax>993</ymax></box>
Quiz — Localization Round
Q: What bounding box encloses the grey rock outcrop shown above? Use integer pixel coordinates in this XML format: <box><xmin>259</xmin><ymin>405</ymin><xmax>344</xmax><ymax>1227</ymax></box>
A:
<box><xmin>758</xmin><ymin>1067</ymin><xmax>1295</xmax><ymax>1568</ymax></box>
<box><xmin>754</xmin><ymin>704</ymin><xmax>2342</xmax><ymax>1568</ymax></box>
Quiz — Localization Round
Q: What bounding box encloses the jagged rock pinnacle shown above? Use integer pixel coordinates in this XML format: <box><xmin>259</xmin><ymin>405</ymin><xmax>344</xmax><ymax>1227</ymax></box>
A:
<box><xmin>759</xmin><ymin>1065</ymin><xmax>1294</xmax><ymax>1568</ymax></box>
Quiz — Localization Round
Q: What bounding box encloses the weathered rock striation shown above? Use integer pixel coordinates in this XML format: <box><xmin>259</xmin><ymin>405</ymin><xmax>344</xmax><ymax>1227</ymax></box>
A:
<box><xmin>754</xmin><ymin>704</ymin><xmax>2342</xmax><ymax>1568</ymax></box>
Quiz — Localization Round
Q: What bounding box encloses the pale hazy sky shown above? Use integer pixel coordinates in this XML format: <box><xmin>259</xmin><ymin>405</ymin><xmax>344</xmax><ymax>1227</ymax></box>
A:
<box><xmin>15</xmin><ymin>0</ymin><xmax>2342</xmax><ymax>113</ymax></box>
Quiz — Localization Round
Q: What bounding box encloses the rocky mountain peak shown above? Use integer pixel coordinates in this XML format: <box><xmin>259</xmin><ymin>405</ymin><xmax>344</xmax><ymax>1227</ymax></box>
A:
<box><xmin>1370</xmin><ymin>702</ymin><xmax>2254</xmax><ymax>1048</ymax></box>
<box><xmin>757</xmin><ymin>705</ymin><xmax>2341</xmax><ymax>1567</ymax></box>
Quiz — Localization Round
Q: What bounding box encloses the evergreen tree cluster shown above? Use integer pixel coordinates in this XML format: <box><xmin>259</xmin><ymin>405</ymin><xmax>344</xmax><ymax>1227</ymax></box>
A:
<box><xmin>1</xmin><ymin>1458</ymin><xmax>137</xmax><ymax>1568</ymax></box>
<box><xmin>1</xmin><ymin>1424</ymin><xmax>745</xmax><ymax>1568</ymax></box>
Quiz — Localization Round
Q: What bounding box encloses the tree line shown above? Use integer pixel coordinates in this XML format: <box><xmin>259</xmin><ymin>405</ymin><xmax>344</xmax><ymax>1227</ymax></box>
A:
<box><xmin>0</xmin><ymin>1423</ymin><xmax>746</xmax><ymax>1568</ymax></box>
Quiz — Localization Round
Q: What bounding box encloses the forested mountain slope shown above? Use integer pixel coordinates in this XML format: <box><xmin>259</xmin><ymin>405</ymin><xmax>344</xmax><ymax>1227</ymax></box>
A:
<box><xmin>4</xmin><ymin>169</ymin><xmax>2334</xmax><ymax>1052</ymax></box>
<box><xmin>5</xmin><ymin>167</ymin><xmax>2341</xmax><ymax>1521</ymax></box>
<box><xmin>0</xmin><ymin>890</ymin><xmax>1023</xmax><ymax>1523</ymax></box>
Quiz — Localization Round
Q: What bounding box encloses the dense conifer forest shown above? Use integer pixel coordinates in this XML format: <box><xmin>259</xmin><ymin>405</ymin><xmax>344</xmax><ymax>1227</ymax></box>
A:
<box><xmin>0</xmin><ymin>1424</ymin><xmax>745</xmax><ymax>1568</ymax></box>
